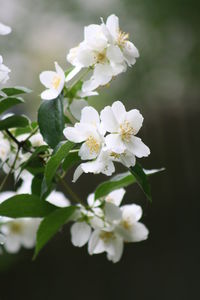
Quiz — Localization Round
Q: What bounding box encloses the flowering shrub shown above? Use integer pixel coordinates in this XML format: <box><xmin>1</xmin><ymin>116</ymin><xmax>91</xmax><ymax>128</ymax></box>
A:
<box><xmin>0</xmin><ymin>15</ymin><xmax>163</xmax><ymax>262</ymax></box>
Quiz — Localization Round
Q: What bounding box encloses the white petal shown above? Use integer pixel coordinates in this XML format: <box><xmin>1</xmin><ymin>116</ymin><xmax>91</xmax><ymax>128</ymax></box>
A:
<box><xmin>82</xmin><ymin>77</ymin><xmax>99</xmax><ymax>92</ymax></box>
<box><xmin>77</xmin><ymin>47</ymin><xmax>96</xmax><ymax>67</ymax></box>
<box><xmin>105</xmin><ymin>202</ymin><xmax>122</xmax><ymax>222</ymax></box>
<box><xmin>105</xmin><ymin>188</ymin><xmax>126</xmax><ymax>206</ymax></box>
<box><xmin>46</xmin><ymin>191</ymin><xmax>70</xmax><ymax>207</ymax></box>
<box><xmin>65</xmin><ymin>66</ymin><xmax>82</xmax><ymax>82</ymax></box>
<box><xmin>40</xmin><ymin>71</ymin><xmax>56</xmax><ymax>89</ymax></box>
<box><xmin>88</xmin><ymin>230</ymin><xmax>105</xmax><ymax>254</ymax></box>
<box><xmin>105</xmin><ymin>134</ymin><xmax>126</xmax><ymax>153</ymax></box>
<box><xmin>54</xmin><ymin>62</ymin><xmax>65</xmax><ymax>78</ymax></box>
<box><xmin>100</xmin><ymin>106</ymin><xmax>119</xmax><ymax>132</ymax></box>
<box><xmin>71</xmin><ymin>222</ymin><xmax>91</xmax><ymax>247</ymax></box>
<box><xmin>63</xmin><ymin>124</ymin><xmax>88</xmax><ymax>143</ymax></box>
<box><xmin>127</xmin><ymin>136</ymin><xmax>150</xmax><ymax>158</ymax></box>
<box><xmin>41</xmin><ymin>89</ymin><xmax>59</xmax><ymax>100</ymax></box>
<box><xmin>79</xmin><ymin>142</ymin><xmax>99</xmax><ymax>160</ymax></box>
<box><xmin>70</xmin><ymin>99</ymin><xmax>88</xmax><ymax>121</ymax></box>
<box><xmin>4</xmin><ymin>235</ymin><xmax>21</xmax><ymax>253</ymax></box>
<box><xmin>0</xmin><ymin>192</ymin><xmax>15</xmax><ymax>204</ymax></box>
<box><xmin>72</xmin><ymin>165</ymin><xmax>84</xmax><ymax>182</ymax></box>
<box><xmin>93</xmin><ymin>63</ymin><xmax>113</xmax><ymax>86</ymax></box>
<box><xmin>117</xmin><ymin>221</ymin><xmax>149</xmax><ymax>243</ymax></box>
<box><xmin>80</xmin><ymin>106</ymin><xmax>100</xmax><ymax>126</ymax></box>
<box><xmin>126</xmin><ymin>109</ymin><xmax>143</xmax><ymax>135</ymax></box>
<box><xmin>107</xmin><ymin>45</ymin><xmax>124</xmax><ymax>64</ymax></box>
<box><xmin>84</xmin><ymin>24</ymin><xmax>107</xmax><ymax>52</ymax></box>
<box><xmin>111</xmin><ymin>101</ymin><xmax>126</xmax><ymax>124</ymax></box>
<box><xmin>106</xmin><ymin>14</ymin><xmax>119</xmax><ymax>40</ymax></box>
<box><xmin>121</xmin><ymin>204</ymin><xmax>143</xmax><ymax>222</ymax></box>
<box><xmin>106</xmin><ymin>236</ymin><xmax>124</xmax><ymax>263</ymax></box>
<box><xmin>123</xmin><ymin>41</ymin><xmax>139</xmax><ymax>66</ymax></box>
<box><xmin>0</xmin><ymin>22</ymin><xmax>12</xmax><ymax>35</ymax></box>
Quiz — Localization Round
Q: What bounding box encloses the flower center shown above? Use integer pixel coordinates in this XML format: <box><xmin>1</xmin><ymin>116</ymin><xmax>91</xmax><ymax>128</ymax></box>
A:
<box><xmin>121</xmin><ymin>219</ymin><xmax>132</xmax><ymax>230</ymax></box>
<box><xmin>52</xmin><ymin>75</ymin><xmax>61</xmax><ymax>90</ymax></box>
<box><xmin>100</xmin><ymin>231</ymin><xmax>115</xmax><ymax>242</ymax></box>
<box><xmin>86</xmin><ymin>136</ymin><xmax>100</xmax><ymax>154</ymax></box>
<box><xmin>9</xmin><ymin>222</ymin><xmax>23</xmax><ymax>234</ymax></box>
<box><xmin>95</xmin><ymin>50</ymin><xmax>107</xmax><ymax>64</ymax></box>
<box><xmin>117</xmin><ymin>30</ymin><xmax>129</xmax><ymax>46</ymax></box>
<box><xmin>120</xmin><ymin>121</ymin><xmax>135</xmax><ymax>142</ymax></box>
<box><xmin>110</xmin><ymin>152</ymin><xmax>121</xmax><ymax>159</ymax></box>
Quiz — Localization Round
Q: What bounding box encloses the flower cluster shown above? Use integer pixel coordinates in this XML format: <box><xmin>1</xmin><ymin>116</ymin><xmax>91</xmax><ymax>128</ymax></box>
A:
<box><xmin>64</xmin><ymin>100</ymin><xmax>150</xmax><ymax>181</ymax></box>
<box><xmin>70</xmin><ymin>188</ymin><xmax>148</xmax><ymax>263</ymax></box>
<box><xmin>0</xmin><ymin>14</ymin><xmax>161</xmax><ymax>263</ymax></box>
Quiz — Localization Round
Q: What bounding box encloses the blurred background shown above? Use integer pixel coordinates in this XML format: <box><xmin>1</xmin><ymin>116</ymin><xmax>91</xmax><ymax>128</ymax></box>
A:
<box><xmin>0</xmin><ymin>0</ymin><xmax>200</xmax><ymax>299</ymax></box>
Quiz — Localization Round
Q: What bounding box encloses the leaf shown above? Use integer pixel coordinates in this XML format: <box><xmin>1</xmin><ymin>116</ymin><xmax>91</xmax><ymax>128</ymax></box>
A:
<box><xmin>44</xmin><ymin>141</ymin><xmax>75</xmax><ymax>188</ymax></box>
<box><xmin>34</xmin><ymin>206</ymin><xmax>76</xmax><ymax>258</ymax></box>
<box><xmin>19</xmin><ymin>145</ymin><xmax>49</xmax><ymax>177</ymax></box>
<box><xmin>0</xmin><ymin>115</ymin><xmax>29</xmax><ymax>130</ymax></box>
<box><xmin>130</xmin><ymin>163</ymin><xmax>152</xmax><ymax>202</ymax></box>
<box><xmin>1</xmin><ymin>86</ymin><xmax>32</xmax><ymax>96</ymax></box>
<box><xmin>95</xmin><ymin>166</ymin><xmax>164</xmax><ymax>200</ymax></box>
<box><xmin>0</xmin><ymin>97</ymin><xmax>24</xmax><ymax>115</ymax></box>
<box><xmin>0</xmin><ymin>194</ymin><xmax>57</xmax><ymax>218</ymax></box>
<box><xmin>62</xmin><ymin>151</ymin><xmax>80</xmax><ymax>172</ymax></box>
<box><xmin>38</xmin><ymin>95</ymin><xmax>64</xmax><ymax>149</ymax></box>
<box><xmin>31</xmin><ymin>175</ymin><xmax>43</xmax><ymax>196</ymax></box>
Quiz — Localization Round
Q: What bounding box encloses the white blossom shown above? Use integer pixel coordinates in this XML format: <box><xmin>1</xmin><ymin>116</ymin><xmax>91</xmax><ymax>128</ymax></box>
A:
<box><xmin>64</xmin><ymin>106</ymin><xmax>105</xmax><ymax>161</ymax></box>
<box><xmin>0</xmin><ymin>22</ymin><xmax>12</xmax><ymax>35</ymax></box>
<box><xmin>0</xmin><ymin>132</ymin><xmax>10</xmax><ymax>162</ymax></box>
<box><xmin>101</xmin><ymin>101</ymin><xmax>150</xmax><ymax>157</ymax></box>
<box><xmin>46</xmin><ymin>190</ymin><xmax>70</xmax><ymax>208</ymax></box>
<box><xmin>0</xmin><ymin>55</ymin><xmax>10</xmax><ymax>84</ymax></box>
<box><xmin>40</xmin><ymin>62</ymin><xmax>65</xmax><ymax>100</ymax></box>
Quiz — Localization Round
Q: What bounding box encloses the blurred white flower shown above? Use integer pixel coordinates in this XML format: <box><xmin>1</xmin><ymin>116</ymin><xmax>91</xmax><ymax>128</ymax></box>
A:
<box><xmin>0</xmin><ymin>22</ymin><xmax>12</xmax><ymax>35</ymax></box>
<box><xmin>40</xmin><ymin>62</ymin><xmax>65</xmax><ymax>100</ymax></box>
<box><xmin>46</xmin><ymin>190</ymin><xmax>70</xmax><ymax>208</ymax></box>
<box><xmin>101</xmin><ymin>14</ymin><xmax>139</xmax><ymax>66</ymax></box>
<box><xmin>101</xmin><ymin>101</ymin><xmax>150</xmax><ymax>157</ymax></box>
<box><xmin>0</xmin><ymin>132</ymin><xmax>10</xmax><ymax>162</ymax></box>
<box><xmin>71</xmin><ymin>222</ymin><xmax>91</xmax><ymax>247</ymax></box>
<box><xmin>0</xmin><ymin>55</ymin><xmax>10</xmax><ymax>84</ymax></box>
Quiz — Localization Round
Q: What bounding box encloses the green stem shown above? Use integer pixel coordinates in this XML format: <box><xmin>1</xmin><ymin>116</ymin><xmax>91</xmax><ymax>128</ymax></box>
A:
<box><xmin>59</xmin><ymin>177</ymin><xmax>85</xmax><ymax>207</ymax></box>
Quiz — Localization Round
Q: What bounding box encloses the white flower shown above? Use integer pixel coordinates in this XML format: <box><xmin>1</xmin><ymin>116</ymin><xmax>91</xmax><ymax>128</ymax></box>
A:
<box><xmin>72</xmin><ymin>148</ymin><xmax>115</xmax><ymax>182</ymax></box>
<box><xmin>40</xmin><ymin>62</ymin><xmax>65</xmax><ymax>100</ymax></box>
<box><xmin>29</xmin><ymin>133</ymin><xmax>46</xmax><ymax>147</ymax></box>
<box><xmin>64</xmin><ymin>106</ymin><xmax>105</xmax><ymax>161</ymax></box>
<box><xmin>0</xmin><ymin>55</ymin><xmax>10</xmax><ymax>84</ymax></box>
<box><xmin>0</xmin><ymin>132</ymin><xmax>10</xmax><ymax>162</ymax></box>
<box><xmin>101</xmin><ymin>101</ymin><xmax>150</xmax><ymax>157</ymax></box>
<box><xmin>0</xmin><ymin>22</ymin><xmax>12</xmax><ymax>35</ymax></box>
<box><xmin>88</xmin><ymin>228</ymin><xmax>124</xmax><ymax>263</ymax></box>
<box><xmin>67</xmin><ymin>23</ymin><xmax>126</xmax><ymax>92</ymax></box>
<box><xmin>101</xmin><ymin>14</ymin><xmax>139</xmax><ymax>66</ymax></box>
<box><xmin>0</xmin><ymin>218</ymin><xmax>40</xmax><ymax>253</ymax></box>
<box><xmin>116</xmin><ymin>204</ymin><xmax>149</xmax><ymax>242</ymax></box>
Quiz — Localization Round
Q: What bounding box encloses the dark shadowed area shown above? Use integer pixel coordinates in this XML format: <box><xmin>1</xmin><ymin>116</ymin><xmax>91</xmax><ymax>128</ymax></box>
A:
<box><xmin>0</xmin><ymin>0</ymin><xmax>199</xmax><ymax>299</ymax></box>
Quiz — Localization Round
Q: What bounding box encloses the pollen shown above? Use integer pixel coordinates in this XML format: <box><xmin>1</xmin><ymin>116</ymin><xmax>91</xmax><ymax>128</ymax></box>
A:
<box><xmin>86</xmin><ymin>136</ymin><xmax>100</xmax><ymax>154</ymax></box>
<box><xmin>9</xmin><ymin>222</ymin><xmax>23</xmax><ymax>234</ymax></box>
<box><xmin>117</xmin><ymin>30</ymin><xmax>129</xmax><ymax>46</ymax></box>
<box><xmin>52</xmin><ymin>75</ymin><xmax>61</xmax><ymax>90</ymax></box>
<box><xmin>96</xmin><ymin>50</ymin><xmax>107</xmax><ymax>64</ymax></box>
<box><xmin>120</xmin><ymin>120</ymin><xmax>135</xmax><ymax>142</ymax></box>
<box><xmin>100</xmin><ymin>231</ymin><xmax>115</xmax><ymax>242</ymax></box>
<box><xmin>110</xmin><ymin>152</ymin><xmax>121</xmax><ymax>159</ymax></box>
<box><xmin>121</xmin><ymin>219</ymin><xmax>132</xmax><ymax>230</ymax></box>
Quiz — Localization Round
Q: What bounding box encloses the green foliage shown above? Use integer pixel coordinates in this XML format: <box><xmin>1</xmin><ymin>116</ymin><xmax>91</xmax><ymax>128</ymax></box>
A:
<box><xmin>1</xmin><ymin>86</ymin><xmax>32</xmax><ymax>96</ymax></box>
<box><xmin>0</xmin><ymin>97</ymin><xmax>24</xmax><ymax>115</ymax></box>
<box><xmin>34</xmin><ymin>206</ymin><xmax>76</xmax><ymax>258</ymax></box>
<box><xmin>38</xmin><ymin>95</ymin><xmax>64</xmax><ymax>149</ymax></box>
<box><xmin>0</xmin><ymin>194</ymin><xmax>57</xmax><ymax>218</ymax></box>
<box><xmin>0</xmin><ymin>115</ymin><xmax>29</xmax><ymax>130</ymax></box>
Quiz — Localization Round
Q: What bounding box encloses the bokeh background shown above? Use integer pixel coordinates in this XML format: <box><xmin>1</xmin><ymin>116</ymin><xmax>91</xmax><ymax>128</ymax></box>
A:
<box><xmin>0</xmin><ymin>0</ymin><xmax>200</xmax><ymax>299</ymax></box>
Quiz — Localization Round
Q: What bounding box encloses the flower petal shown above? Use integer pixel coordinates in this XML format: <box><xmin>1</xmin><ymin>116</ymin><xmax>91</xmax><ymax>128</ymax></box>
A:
<box><xmin>100</xmin><ymin>105</ymin><xmax>119</xmax><ymax>132</ymax></box>
<box><xmin>80</xmin><ymin>106</ymin><xmax>100</xmax><ymax>126</ymax></box>
<box><xmin>126</xmin><ymin>109</ymin><xmax>143</xmax><ymax>135</ymax></box>
<box><xmin>105</xmin><ymin>188</ymin><xmax>126</xmax><ymax>206</ymax></box>
<box><xmin>105</xmin><ymin>202</ymin><xmax>122</xmax><ymax>222</ymax></box>
<box><xmin>106</xmin><ymin>14</ymin><xmax>119</xmax><ymax>40</ymax></box>
<box><xmin>105</xmin><ymin>134</ymin><xmax>126</xmax><ymax>153</ymax></box>
<box><xmin>40</xmin><ymin>71</ymin><xmax>57</xmax><ymax>89</ymax></box>
<box><xmin>127</xmin><ymin>136</ymin><xmax>150</xmax><ymax>158</ymax></box>
<box><xmin>70</xmin><ymin>99</ymin><xmax>88</xmax><ymax>121</ymax></box>
<box><xmin>71</xmin><ymin>222</ymin><xmax>91</xmax><ymax>247</ymax></box>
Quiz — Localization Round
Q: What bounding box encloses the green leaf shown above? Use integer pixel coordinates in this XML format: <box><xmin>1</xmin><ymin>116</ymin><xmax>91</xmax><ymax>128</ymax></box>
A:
<box><xmin>1</xmin><ymin>86</ymin><xmax>32</xmax><ymax>96</ymax></box>
<box><xmin>130</xmin><ymin>163</ymin><xmax>152</xmax><ymax>202</ymax></box>
<box><xmin>31</xmin><ymin>175</ymin><xmax>43</xmax><ymax>196</ymax></box>
<box><xmin>95</xmin><ymin>166</ymin><xmax>164</xmax><ymax>200</ymax></box>
<box><xmin>0</xmin><ymin>115</ymin><xmax>29</xmax><ymax>130</ymax></box>
<box><xmin>38</xmin><ymin>95</ymin><xmax>64</xmax><ymax>149</ymax></box>
<box><xmin>0</xmin><ymin>97</ymin><xmax>24</xmax><ymax>115</ymax></box>
<box><xmin>34</xmin><ymin>206</ymin><xmax>76</xmax><ymax>258</ymax></box>
<box><xmin>0</xmin><ymin>194</ymin><xmax>57</xmax><ymax>218</ymax></box>
<box><xmin>62</xmin><ymin>151</ymin><xmax>80</xmax><ymax>172</ymax></box>
<box><xmin>19</xmin><ymin>145</ymin><xmax>49</xmax><ymax>177</ymax></box>
<box><xmin>44</xmin><ymin>141</ymin><xmax>75</xmax><ymax>188</ymax></box>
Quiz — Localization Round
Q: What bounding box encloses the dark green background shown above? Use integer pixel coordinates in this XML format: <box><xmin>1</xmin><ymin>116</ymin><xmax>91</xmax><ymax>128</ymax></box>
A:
<box><xmin>0</xmin><ymin>0</ymin><xmax>200</xmax><ymax>299</ymax></box>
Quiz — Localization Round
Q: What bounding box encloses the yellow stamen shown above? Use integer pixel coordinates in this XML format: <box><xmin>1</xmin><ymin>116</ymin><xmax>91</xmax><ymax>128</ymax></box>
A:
<box><xmin>120</xmin><ymin>120</ymin><xmax>135</xmax><ymax>142</ymax></box>
<box><xmin>85</xmin><ymin>136</ymin><xmax>100</xmax><ymax>154</ymax></box>
<box><xmin>52</xmin><ymin>75</ymin><xmax>61</xmax><ymax>90</ymax></box>
<box><xmin>100</xmin><ymin>231</ymin><xmax>115</xmax><ymax>242</ymax></box>
<box><xmin>9</xmin><ymin>222</ymin><xmax>23</xmax><ymax>234</ymax></box>
<box><xmin>117</xmin><ymin>30</ymin><xmax>129</xmax><ymax>46</ymax></box>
